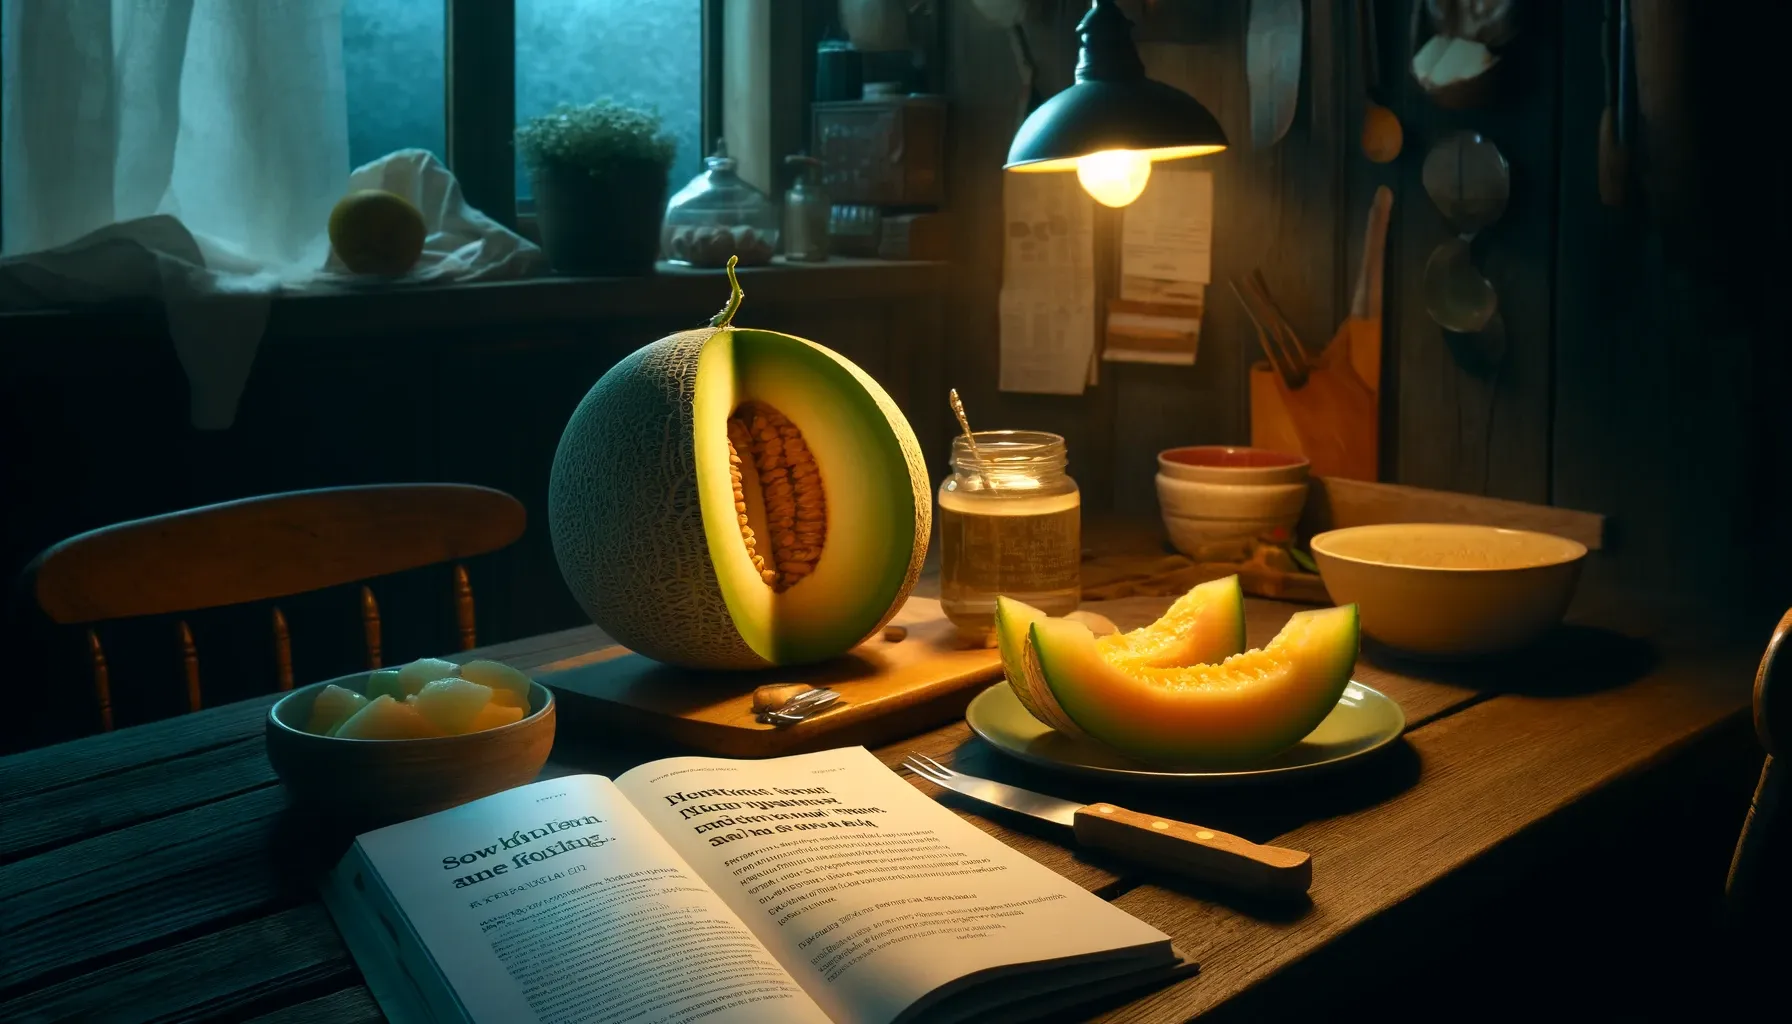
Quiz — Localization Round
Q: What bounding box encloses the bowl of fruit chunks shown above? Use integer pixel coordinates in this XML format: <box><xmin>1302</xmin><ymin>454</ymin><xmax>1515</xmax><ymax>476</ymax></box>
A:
<box><xmin>266</xmin><ymin>657</ymin><xmax>556</xmax><ymax>826</ymax></box>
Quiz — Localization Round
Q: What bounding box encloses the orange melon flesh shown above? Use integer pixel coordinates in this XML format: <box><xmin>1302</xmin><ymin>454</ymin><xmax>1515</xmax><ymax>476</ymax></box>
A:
<box><xmin>1029</xmin><ymin>604</ymin><xmax>1360</xmax><ymax>767</ymax></box>
<box><xmin>1099</xmin><ymin>574</ymin><xmax>1247</xmax><ymax>668</ymax></box>
<box><xmin>994</xmin><ymin>576</ymin><xmax>1247</xmax><ymax>736</ymax></box>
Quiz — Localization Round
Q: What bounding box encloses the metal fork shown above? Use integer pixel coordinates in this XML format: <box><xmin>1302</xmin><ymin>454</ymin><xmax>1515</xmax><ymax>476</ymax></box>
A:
<box><xmin>900</xmin><ymin>752</ymin><xmax>1314</xmax><ymax>894</ymax></box>
<box><xmin>901</xmin><ymin>752</ymin><xmax>1092</xmax><ymax>826</ymax></box>
<box><xmin>902</xmin><ymin>752</ymin><xmax>955</xmax><ymax>782</ymax></box>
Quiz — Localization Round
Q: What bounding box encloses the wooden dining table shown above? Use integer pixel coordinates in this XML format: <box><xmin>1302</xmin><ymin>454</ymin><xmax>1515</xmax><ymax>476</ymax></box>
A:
<box><xmin>0</xmin><ymin>586</ymin><xmax>1771</xmax><ymax>1023</ymax></box>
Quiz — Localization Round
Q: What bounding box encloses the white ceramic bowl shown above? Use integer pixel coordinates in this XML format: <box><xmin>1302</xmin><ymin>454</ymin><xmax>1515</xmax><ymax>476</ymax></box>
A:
<box><xmin>1163</xmin><ymin>513</ymin><xmax>1293</xmax><ymax>556</ymax></box>
<box><xmin>1157</xmin><ymin>445</ymin><xmax>1310</xmax><ymax>485</ymax></box>
<box><xmin>1155</xmin><ymin>474</ymin><xmax>1310</xmax><ymax>522</ymax></box>
<box><xmin>1310</xmin><ymin>523</ymin><xmax>1588</xmax><ymax>658</ymax></box>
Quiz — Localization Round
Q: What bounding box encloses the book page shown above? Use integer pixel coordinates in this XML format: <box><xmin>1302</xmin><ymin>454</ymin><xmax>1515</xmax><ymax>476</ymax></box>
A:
<box><xmin>615</xmin><ymin>748</ymin><xmax>1172</xmax><ymax>1024</ymax></box>
<box><xmin>347</xmin><ymin>775</ymin><xmax>831</xmax><ymax>1024</ymax></box>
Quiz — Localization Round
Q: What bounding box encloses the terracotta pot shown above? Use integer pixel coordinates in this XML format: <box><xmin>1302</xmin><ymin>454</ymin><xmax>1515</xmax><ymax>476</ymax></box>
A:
<box><xmin>532</xmin><ymin>161</ymin><xmax>668</xmax><ymax>276</ymax></box>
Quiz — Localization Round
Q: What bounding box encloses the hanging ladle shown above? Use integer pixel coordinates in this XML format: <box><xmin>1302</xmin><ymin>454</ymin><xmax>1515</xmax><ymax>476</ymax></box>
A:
<box><xmin>1420</xmin><ymin>130</ymin><xmax>1509</xmax><ymax>334</ymax></box>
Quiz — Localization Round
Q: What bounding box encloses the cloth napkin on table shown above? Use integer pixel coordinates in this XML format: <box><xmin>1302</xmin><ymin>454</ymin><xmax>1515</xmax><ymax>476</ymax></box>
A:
<box><xmin>0</xmin><ymin>150</ymin><xmax>546</xmax><ymax>430</ymax></box>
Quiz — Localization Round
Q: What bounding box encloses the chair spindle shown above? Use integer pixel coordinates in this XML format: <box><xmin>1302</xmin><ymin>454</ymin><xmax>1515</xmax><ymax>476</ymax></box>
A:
<box><xmin>454</xmin><ymin>564</ymin><xmax>476</xmax><ymax>650</ymax></box>
<box><xmin>178</xmin><ymin>621</ymin><xmax>202</xmax><ymax>712</ymax></box>
<box><xmin>272</xmin><ymin>607</ymin><xmax>294</xmax><ymax>690</ymax></box>
<box><xmin>88</xmin><ymin>628</ymin><xmax>114</xmax><ymax>732</ymax></box>
<box><xmin>362</xmin><ymin>585</ymin><xmax>383</xmax><ymax>669</ymax></box>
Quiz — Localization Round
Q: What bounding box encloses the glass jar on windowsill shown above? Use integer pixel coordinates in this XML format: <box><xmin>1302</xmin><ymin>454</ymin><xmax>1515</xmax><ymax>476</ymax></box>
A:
<box><xmin>662</xmin><ymin>138</ymin><xmax>780</xmax><ymax>268</ymax></box>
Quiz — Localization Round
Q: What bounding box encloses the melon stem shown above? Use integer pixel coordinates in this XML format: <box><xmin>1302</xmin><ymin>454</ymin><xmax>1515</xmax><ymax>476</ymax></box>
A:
<box><xmin>708</xmin><ymin>255</ymin><xmax>744</xmax><ymax>329</ymax></box>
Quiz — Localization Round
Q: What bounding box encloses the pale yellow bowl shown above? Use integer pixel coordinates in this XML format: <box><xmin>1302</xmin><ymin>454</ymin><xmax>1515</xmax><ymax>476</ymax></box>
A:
<box><xmin>1310</xmin><ymin>523</ymin><xmax>1588</xmax><ymax>658</ymax></box>
<box><xmin>267</xmin><ymin>673</ymin><xmax>556</xmax><ymax>828</ymax></box>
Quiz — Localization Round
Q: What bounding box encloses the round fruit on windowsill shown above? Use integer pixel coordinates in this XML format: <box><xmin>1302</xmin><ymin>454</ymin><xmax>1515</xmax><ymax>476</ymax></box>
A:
<box><xmin>548</xmin><ymin>258</ymin><xmax>931</xmax><ymax>670</ymax></box>
<box><xmin>328</xmin><ymin>189</ymin><xmax>426</xmax><ymax>276</ymax></box>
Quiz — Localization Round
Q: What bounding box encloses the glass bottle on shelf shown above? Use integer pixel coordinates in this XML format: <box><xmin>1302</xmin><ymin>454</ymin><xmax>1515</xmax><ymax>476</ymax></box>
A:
<box><xmin>662</xmin><ymin>138</ymin><xmax>780</xmax><ymax>268</ymax></box>
<box><xmin>782</xmin><ymin>154</ymin><xmax>830</xmax><ymax>262</ymax></box>
<box><xmin>937</xmin><ymin>431</ymin><xmax>1082</xmax><ymax>639</ymax></box>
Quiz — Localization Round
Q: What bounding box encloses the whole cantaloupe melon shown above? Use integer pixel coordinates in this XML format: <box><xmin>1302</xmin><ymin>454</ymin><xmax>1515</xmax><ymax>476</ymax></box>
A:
<box><xmin>549</xmin><ymin>259</ymin><xmax>930</xmax><ymax>670</ymax></box>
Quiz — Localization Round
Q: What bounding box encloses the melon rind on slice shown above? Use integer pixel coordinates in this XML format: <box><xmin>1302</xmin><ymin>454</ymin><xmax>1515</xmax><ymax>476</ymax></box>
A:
<box><xmin>1030</xmin><ymin>604</ymin><xmax>1361</xmax><ymax>767</ymax></box>
<box><xmin>994</xmin><ymin>596</ymin><xmax>1086</xmax><ymax>736</ymax></box>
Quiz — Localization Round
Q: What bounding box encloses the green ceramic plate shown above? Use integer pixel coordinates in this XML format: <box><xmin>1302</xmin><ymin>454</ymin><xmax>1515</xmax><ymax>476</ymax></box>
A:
<box><xmin>965</xmin><ymin>680</ymin><xmax>1406</xmax><ymax>785</ymax></box>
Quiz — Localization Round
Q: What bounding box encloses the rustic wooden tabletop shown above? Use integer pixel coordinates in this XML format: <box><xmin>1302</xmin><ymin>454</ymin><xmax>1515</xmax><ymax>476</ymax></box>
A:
<box><xmin>0</xmin><ymin>592</ymin><xmax>1765</xmax><ymax>1023</ymax></box>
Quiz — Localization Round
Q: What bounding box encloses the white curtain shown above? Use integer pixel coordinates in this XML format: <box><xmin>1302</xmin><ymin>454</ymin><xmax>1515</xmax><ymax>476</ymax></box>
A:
<box><xmin>2</xmin><ymin>0</ymin><xmax>349</xmax><ymax>265</ymax></box>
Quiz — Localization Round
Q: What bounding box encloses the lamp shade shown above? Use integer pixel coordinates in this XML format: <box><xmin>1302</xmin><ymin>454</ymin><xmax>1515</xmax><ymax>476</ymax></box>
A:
<box><xmin>1004</xmin><ymin>0</ymin><xmax>1227</xmax><ymax>172</ymax></box>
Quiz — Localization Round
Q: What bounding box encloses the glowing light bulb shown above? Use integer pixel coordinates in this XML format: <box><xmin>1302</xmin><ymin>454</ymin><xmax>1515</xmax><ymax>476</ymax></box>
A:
<box><xmin>1075</xmin><ymin>149</ymin><xmax>1152</xmax><ymax>207</ymax></box>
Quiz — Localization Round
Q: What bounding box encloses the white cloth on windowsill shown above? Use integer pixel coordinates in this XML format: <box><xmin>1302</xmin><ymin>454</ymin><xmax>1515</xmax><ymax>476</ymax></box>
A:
<box><xmin>0</xmin><ymin>150</ymin><xmax>547</xmax><ymax>430</ymax></box>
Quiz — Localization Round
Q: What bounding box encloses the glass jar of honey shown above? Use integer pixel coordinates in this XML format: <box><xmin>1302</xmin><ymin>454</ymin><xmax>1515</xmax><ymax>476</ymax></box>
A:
<box><xmin>937</xmin><ymin>431</ymin><xmax>1081</xmax><ymax>638</ymax></box>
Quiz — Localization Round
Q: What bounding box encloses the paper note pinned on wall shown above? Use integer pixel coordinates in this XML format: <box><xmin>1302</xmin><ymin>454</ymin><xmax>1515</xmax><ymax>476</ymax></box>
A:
<box><xmin>1104</xmin><ymin>297</ymin><xmax>1203</xmax><ymax>366</ymax></box>
<box><xmin>1120</xmin><ymin>168</ymin><xmax>1213</xmax><ymax>300</ymax></box>
<box><xmin>1109</xmin><ymin>167</ymin><xmax>1213</xmax><ymax>365</ymax></box>
<box><xmin>999</xmin><ymin>171</ymin><xmax>1096</xmax><ymax>395</ymax></box>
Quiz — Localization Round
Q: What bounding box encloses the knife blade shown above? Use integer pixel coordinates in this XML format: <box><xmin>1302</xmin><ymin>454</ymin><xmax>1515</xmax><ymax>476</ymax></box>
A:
<box><xmin>902</xmin><ymin>754</ymin><xmax>1311</xmax><ymax>895</ymax></box>
<box><xmin>1246</xmin><ymin>0</ymin><xmax>1304</xmax><ymax>150</ymax></box>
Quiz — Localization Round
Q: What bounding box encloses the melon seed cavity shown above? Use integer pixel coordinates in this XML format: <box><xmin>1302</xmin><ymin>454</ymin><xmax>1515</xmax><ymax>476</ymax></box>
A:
<box><xmin>726</xmin><ymin>401</ymin><xmax>825</xmax><ymax>591</ymax></box>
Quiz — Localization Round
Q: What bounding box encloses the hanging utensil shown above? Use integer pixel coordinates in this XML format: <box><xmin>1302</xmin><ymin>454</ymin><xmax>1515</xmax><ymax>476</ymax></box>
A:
<box><xmin>1598</xmin><ymin>0</ymin><xmax>1629</xmax><ymax>205</ymax></box>
<box><xmin>1357</xmin><ymin>0</ymin><xmax>1403</xmax><ymax>162</ymax></box>
<box><xmin>1420</xmin><ymin>130</ymin><xmax>1509</xmax><ymax>334</ymax></box>
<box><xmin>1344</xmin><ymin>185</ymin><xmax>1394</xmax><ymax>392</ymax></box>
<box><xmin>1246</xmin><ymin>0</ymin><xmax>1304</xmax><ymax>150</ymax></box>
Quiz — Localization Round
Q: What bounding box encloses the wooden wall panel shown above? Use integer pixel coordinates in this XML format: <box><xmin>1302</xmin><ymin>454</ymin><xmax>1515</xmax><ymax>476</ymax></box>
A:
<box><xmin>1550</xmin><ymin>1</ymin><xmax>1778</xmax><ymax>603</ymax></box>
<box><xmin>1368</xmin><ymin>0</ymin><xmax>1556</xmax><ymax>503</ymax></box>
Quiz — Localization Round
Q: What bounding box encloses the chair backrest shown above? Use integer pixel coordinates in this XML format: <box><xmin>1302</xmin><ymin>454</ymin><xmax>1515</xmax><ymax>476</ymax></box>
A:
<box><xmin>22</xmin><ymin>483</ymin><xmax>527</xmax><ymax>730</ymax></box>
<box><xmin>1726</xmin><ymin>607</ymin><xmax>1792</xmax><ymax>925</ymax></box>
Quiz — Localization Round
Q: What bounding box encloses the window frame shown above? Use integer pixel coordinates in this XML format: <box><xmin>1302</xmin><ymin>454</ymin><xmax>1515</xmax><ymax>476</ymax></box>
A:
<box><xmin>447</xmin><ymin>0</ymin><xmax>734</xmax><ymax>235</ymax></box>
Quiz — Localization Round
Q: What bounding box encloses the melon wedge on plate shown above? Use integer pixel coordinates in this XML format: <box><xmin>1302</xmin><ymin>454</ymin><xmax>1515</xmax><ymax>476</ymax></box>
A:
<box><xmin>1028</xmin><ymin>604</ymin><xmax>1360</xmax><ymax>767</ymax></box>
<box><xmin>994</xmin><ymin>575</ymin><xmax>1248</xmax><ymax>736</ymax></box>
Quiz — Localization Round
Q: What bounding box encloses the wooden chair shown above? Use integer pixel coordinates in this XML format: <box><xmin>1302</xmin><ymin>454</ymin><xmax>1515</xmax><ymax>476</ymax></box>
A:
<box><xmin>20</xmin><ymin>483</ymin><xmax>526</xmax><ymax>731</ymax></box>
<box><xmin>1726</xmin><ymin>607</ymin><xmax>1792</xmax><ymax>926</ymax></box>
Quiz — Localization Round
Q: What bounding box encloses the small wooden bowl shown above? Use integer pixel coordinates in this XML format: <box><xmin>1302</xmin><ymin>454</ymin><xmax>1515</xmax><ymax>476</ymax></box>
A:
<box><xmin>266</xmin><ymin>673</ymin><xmax>556</xmax><ymax>829</ymax></box>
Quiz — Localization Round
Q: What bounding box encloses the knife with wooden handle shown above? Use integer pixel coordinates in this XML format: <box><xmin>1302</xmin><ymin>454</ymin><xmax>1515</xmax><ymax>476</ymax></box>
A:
<box><xmin>1074</xmin><ymin>802</ymin><xmax>1312</xmax><ymax>894</ymax></box>
<box><xmin>902</xmin><ymin>754</ymin><xmax>1312</xmax><ymax>895</ymax></box>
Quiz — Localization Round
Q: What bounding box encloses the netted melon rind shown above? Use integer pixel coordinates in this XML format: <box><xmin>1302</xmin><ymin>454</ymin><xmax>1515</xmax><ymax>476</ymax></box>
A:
<box><xmin>549</xmin><ymin>327</ymin><xmax>767</xmax><ymax>670</ymax></box>
<box><xmin>548</xmin><ymin>325</ymin><xmax>931</xmax><ymax>671</ymax></box>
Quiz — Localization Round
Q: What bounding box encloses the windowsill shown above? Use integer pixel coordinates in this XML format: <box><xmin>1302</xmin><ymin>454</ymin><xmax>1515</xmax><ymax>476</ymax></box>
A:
<box><xmin>0</xmin><ymin>257</ymin><xmax>946</xmax><ymax>347</ymax></box>
<box><xmin>267</xmin><ymin>257</ymin><xmax>944</xmax><ymax>337</ymax></box>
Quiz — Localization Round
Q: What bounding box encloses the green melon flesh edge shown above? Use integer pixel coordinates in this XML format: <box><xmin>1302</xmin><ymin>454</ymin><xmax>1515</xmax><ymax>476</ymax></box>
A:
<box><xmin>1030</xmin><ymin>604</ymin><xmax>1361</xmax><ymax>767</ymax></box>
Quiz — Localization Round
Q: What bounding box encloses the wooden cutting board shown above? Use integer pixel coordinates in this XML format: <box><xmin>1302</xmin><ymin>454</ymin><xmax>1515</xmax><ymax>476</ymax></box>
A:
<box><xmin>538</xmin><ymin>597</ymin><xmax>1003</xmax><ymax>758</ymax></box>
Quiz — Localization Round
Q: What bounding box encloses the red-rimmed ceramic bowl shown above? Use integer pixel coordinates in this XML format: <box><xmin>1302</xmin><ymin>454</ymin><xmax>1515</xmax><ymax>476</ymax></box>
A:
<box><xmin>1158</xmin><ymin>446</ymin><xmax>1310</xmax><ymax>486</ymax></box>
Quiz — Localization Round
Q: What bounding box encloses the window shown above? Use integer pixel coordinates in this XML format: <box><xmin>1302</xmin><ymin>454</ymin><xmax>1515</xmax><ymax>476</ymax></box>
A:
<box><xmin>343</xmin><ymin>0</ymin><xmax>447</xmax><ymax>172</ymax></box>
<box><xmin>341</xmin><ymin>0</ymin><xmax>706</xmax><ymax>223</ymax></box>
<box><xmin>2</xmin><ymin>0</ymin><xmax>731</xmax><ymax>256</ymax></box>
<box><xmin>514</xmin><ymin>1</ymin><xmax>705</xmax><ymax>201</ymax></box>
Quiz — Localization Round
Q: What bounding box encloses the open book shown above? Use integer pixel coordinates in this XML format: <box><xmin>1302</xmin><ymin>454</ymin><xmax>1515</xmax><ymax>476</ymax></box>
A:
<box><xmin>323</xmin><ymin>746</ymin><xmax>1187</xmax><ymax>1023</ymax></box>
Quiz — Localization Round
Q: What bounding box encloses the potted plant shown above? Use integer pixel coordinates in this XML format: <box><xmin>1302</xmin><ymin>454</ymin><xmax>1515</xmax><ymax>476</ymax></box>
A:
<box><xmin>516</xmin><ymin>100</ymin><xmax>676</xmax><ymax>276</ymax></box>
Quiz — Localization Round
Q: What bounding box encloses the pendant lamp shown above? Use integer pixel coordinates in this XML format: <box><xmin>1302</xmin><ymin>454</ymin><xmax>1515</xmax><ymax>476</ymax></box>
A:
<box><xmin>1005</xmin><ymin>0</ymin><xmax>1228</xmax><ymax>207</ymax></box>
